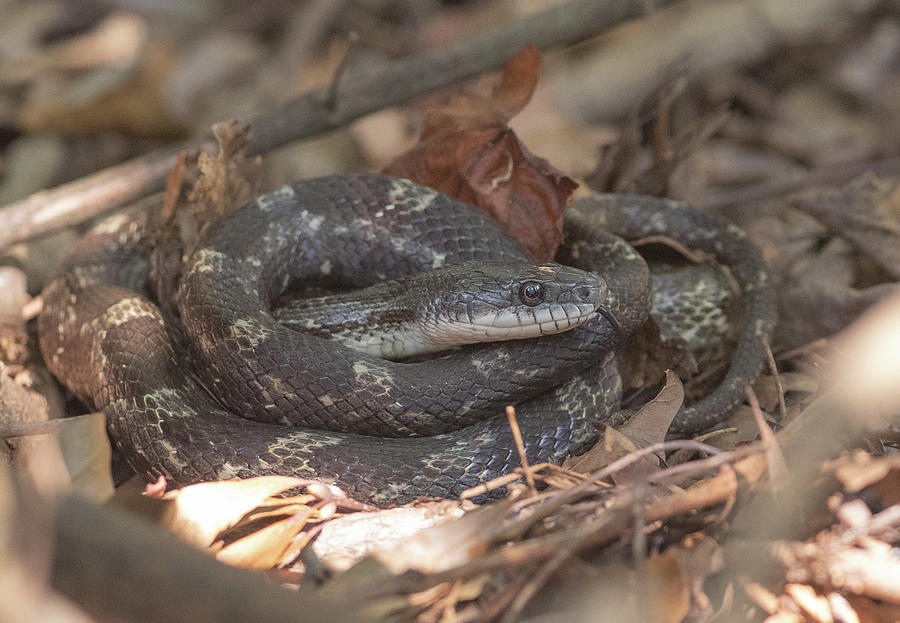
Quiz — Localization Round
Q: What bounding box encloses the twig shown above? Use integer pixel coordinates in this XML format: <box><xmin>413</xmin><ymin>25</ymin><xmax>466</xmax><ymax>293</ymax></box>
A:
<box><xmin>324</xmin><ymin>32</ymin><xmax>359</xmax><ymax>113</ymax></box>
<box><xmin>699</xmin><ymin>155</ymin><xmax>900</xmax><ymax>210</ymax></box>
<box><xmin>0</xmin><ymin>0</ymin><xmax>679</xmax><ymax>252</ymax></box>
<box><xmin>506</xmin><ymin>406</ymin><xmax>537</xmax><ymax>497</ymax></box>
<box><xmin>763</xmin><ymin>336</ymin><xmax>788</xmax><ymax>422</ymax></box>
<box><xmin>0</xmin><ymin>412</ymin><xmax>100</xmax><ymax>438</ymax></box>
<box><xmin>499</xmin><ymin>535</ymin><xmax>586</xmax><ymax>623</ymax></box>
<box><xmin>493</xmin><ymin>440</ymin><xmax>729</xmax><ymax>543</ymax></box>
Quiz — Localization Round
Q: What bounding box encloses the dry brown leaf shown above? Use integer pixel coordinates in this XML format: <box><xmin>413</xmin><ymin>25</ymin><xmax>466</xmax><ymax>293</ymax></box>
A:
<box><xmin>151</xmin><ymin>120</ymin><xmax>262</xmax><ymax>312</ymax></box>
<box><xmin>833</xmin><ymin>453</ymin><xmax>900</xmax><ymax>494</ymax></box>
<box><xmin>701</xmin><ymin>406</ymin><xmax>762</xmax><ymax>452</ymax></box>
<box><xmin>162</xmin><ymin>475</ymin><xmax>313</xmax><ymax>548</ymax></box>
<box><xmin>791</xmin><ymin>174</ymin><xmax>900</xmax><ymax>280</ymax></box>
<box><xmin>564</xmin><ymin>371</ymin><xmax>683</xmax><ymax>481</ymax></box>
<box><xmin>0</xmin><ymin>12</ymin><xmax>147</xmax><ymax>85</ymax></box>
<box><xmin>372</xmin><ymin>500</ymin><xmax>512</xmax><ymax>575</ymax></box>
<box><xmin>645</xmin><ymin>548</ymin><xmax>692</xmax><ymax>623</ymax></box>
<box><xmin>620</xmin><ymin>318</ymin><xmax>696</xmax><ymax>391</ymax></box>
<box><xmin>384</xmin><ymin>45</ymin><xmax>576</xmax><ymax>260</ymax></box>
<box><xmin>188</xmin><ymin>120</ymin><xmax>263</xmax><ymax>226</ymax></box>
<box><xmin>753</xmin><ymin>372</ymin><xmax>818</xmax><ymax>413</ymax></box>
<box><xmin>620</xmin><ymin>370</ymin><xmax>684</xmax><ymax>448</ymax></box>
<box><xmin>54</xmin><ymin>412</ymin><xmax>113</xmax><ymax>502</ymax></box>
<box><xmin>18</xmin><ymin>39</ymin><xmax>184</xmax><ymax>137</ymax></box>
<box><xmin>216</xmin><ymin>508</ymin><xmax>314</xmax><ymax>570</ymax></box>
<box><xmin>677</xmin><ymin>535</ymin><xmax>726</xmax><ymax>619</ymax></box>
<box><xmin>563</xmin><ymin>424</ymin><xmax>637</xmax><ymax>476</ymax></box>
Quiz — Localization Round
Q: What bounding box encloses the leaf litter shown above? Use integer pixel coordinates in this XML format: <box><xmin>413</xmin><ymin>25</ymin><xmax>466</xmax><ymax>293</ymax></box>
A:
<box><xmin>2</xmin><ymin>2</ymin><xmax>900</xmax><ymax>621</ymax></box>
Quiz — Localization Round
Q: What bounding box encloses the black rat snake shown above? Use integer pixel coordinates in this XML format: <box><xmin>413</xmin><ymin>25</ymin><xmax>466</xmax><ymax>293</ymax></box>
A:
<box><xmin>38</xmin><ymin>174</ymin><xmax>774</xmax><ymax>506</ymax></box>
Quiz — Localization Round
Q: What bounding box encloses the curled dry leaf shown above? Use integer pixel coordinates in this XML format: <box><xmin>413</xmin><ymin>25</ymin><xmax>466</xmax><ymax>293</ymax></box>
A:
<box><xmin>216</xmin><ymin>508</ymin><xmax>314</xmax><ymax>570</ymax></box>
<box><xmin>312</xmin><ymin>500</ymin><xmax>463</xmax><ymax>571</ymax></box>
<box><xmin>161</xmin><ymin>475</ymin><xmax>314</xmax><ymax>549</ymax></box>
<box><xmin>384</xmin><ymin>45</ymin><xmax>577</xmax><ymax>260</ymax></box>
<box><xmin>564</xmin><ymin>371</ymin><xmax>683</xmax><ymax>482</ymax></box>
<box><xmin>645</xmin><ymin>549</ymin><xmax>692</xmax><ymax>623</ymax></box>
<box><xmin>791</xmin><ymin>174</ymin><xmax>900</xmax><ymax>280</ymax></box>
<box><xmin>833</xmin><ymin>452</ymin><xmax>900</xmax><ymax>495</ymax></box>
<box><xmin>620</xmin><ymin>317</ymin><xmax>697</xmax><ymax>391</ymax></box>
<box><xmin>372</xmin><ymin>500</ymin><xmax>513</xmax><ymax>575</ymax></box>
<box><xmin>53</xmin><ymin>412</ymin><xmax>113</xmax><ymax>502</ymax></box>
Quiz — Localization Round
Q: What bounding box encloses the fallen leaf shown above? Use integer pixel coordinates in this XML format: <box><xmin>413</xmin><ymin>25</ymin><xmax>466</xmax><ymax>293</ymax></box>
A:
<box><xmin>310</xmin><ymin>500</ymin><xmax>464</xmax><ymax>571</ymax></box>
<box><xmin>162</xmin><ymin>475</ymin><xmax>314</xmax><ymax>548</ymax></box>
<box><xmin>620</xmin><ymin>318</ymin><xmax>697</xmax><ymax>392</ymax></box>
<box><xmin>54</xmin><ymin>412</ymin><xmax>113</xmax><ymax>502</ymax></box>
<box><xmin>216</xmin><ymin>508</ymin><xmax>314</xmax><ymax>570</ymax></box>
<box><xmin>833</xmin><ymin>452</ymin><xmax>900</xmax><ymax>495</ymax></box>
<box><xmin>373</xmin><ymin>500</ymin><xmax>512</xmax><ymax>575</ymax></box>
<box><xmin>786</xmin><ymin>584</ymin><xmax>838</xmax><ymax>622</ymax></box>
<box><xmin>791</xmin><ymin>174</ymin><xmax>900</xmax><ymax>280</ymax></box>
<box><xmin>384</xmin><ymin>45</ymin><xmax>576</xmax><ymax>260</ymax></box>
<box><xmin>620</xmin><ymin>370</ymin><xmax>685</xmax><ymax>448</ymax></box>
<box><xmin>565</xmin><ymin>371</ymin><xmax>683</xmax><ymax>482</ymax></box>
<box><xmin>563</xmin><ymin>425</ymin><xmax>637</xmax><ymax>475</ymax></box>
<box><xmin>677</xmin><ymin>535</ymin><xmax>726</xmax><ymax>619</ymax></box>
<box><xmin>150</xmin><ymin>120</ymin><xmax>262</xmax><ymax>311</ymax></box>
<box><xmin>645</xmin><ymin>548</ymin><xmax>692</xmax><ymax>623</ymax></box>
<box><xmin>753</xmin><ymin>372</ymin><xmax>818</xmax><ymax>413</ymax></box>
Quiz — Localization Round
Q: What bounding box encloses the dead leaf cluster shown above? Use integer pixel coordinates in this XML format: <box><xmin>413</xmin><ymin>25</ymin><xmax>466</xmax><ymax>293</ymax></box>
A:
<box><xmin>1</xmin><ymin>1</ymin><xmax>900</xmax><ymax>622</ymax></box>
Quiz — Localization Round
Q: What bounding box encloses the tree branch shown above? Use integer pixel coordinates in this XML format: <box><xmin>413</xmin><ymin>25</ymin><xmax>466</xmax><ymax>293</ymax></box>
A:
<box><xmin>0</xmin><ymin>0</ymin><xmax>677</xmax><ymax>252</ymax></box>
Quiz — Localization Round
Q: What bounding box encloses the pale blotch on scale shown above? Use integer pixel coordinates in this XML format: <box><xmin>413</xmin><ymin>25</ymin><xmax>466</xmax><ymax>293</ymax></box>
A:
<box><xmin>156</xmin><ymin>439</ymin><xmax>189</xmax><ymax>469</ymax></box>
<box><xmin>317</xmin><ymin>394</ymin><xmax>335</xmax><ymax>407</ymax></box>
<box><xmin>230</xmin><ymin>317</ymin><xmax>275</xmax><ymax>348</ymax></box>
<box><xmin>102</xmin><ymin>297</ymin><xmax>158</xmax><ymax>327</ymax></box>
<box><xmin>256</xmin><ymin>186</ymin><xmax>296</xmax><ymax>212</ymax></box>
<box><xmin>351</xmin><ymin>361</ymin><xmax>369</xmax><ymax>379</ymax></box>
<box><xmin>186</xmin><ymin>248</ymin><xmax>227</xmax><ymax>277</ymax></box>
<box><xmin>431</xmin><ymin>250</ymin><xmax>447</xmax><ymax>269</ymax></box>
<box><xmin>647</xmin><ymin>211</ymin><xmax>668</xmax><ymax>232</ymax></box>
<box><xmin>371</xmin><ymin>482</ymin><xmax>417</xmax><ymax>507</ymax></box>
<box><xmin>388</xmin><ymin>178</ymin><xmax>437</xmax><ymax>212</ymax></box>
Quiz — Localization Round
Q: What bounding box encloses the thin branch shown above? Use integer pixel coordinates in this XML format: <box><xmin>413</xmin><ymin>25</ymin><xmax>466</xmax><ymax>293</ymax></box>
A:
<box><xmin>699</xmin><ymin>155</ymin><xmax>900</xmax><ymax>209</ymax></box>
<box><xmin>0</xmin><ymin>0</ymin><xmax>678</xmax><ymax>252</ymax></box>
<box><xmin>506</xmin><ymin>406</ymin><xmax>537</xmax><ymax>496</ymax></box>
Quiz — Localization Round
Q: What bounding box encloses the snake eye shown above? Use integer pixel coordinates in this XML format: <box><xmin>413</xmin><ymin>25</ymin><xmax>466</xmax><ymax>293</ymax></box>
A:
<box><xmin>518</xmin><ymin>281</ymin><xmax>545</xmax><ymax>306</ymax></box>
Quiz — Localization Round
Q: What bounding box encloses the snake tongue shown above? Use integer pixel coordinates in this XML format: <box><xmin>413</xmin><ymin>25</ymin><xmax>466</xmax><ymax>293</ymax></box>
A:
<box><xmin>595</xmin><ymin>304</ymin><xmax>621</xmax><ymax>341</ymax></box>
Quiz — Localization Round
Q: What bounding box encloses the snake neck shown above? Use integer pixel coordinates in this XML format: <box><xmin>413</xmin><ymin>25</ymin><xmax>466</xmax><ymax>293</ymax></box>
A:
<box><xmin>275</xmin><ymin>281</ymin><xmax>422</xmax><ymax>359</ymax></box>
<box><xmin>558</xmin><ymin>213</ymin><xmax>652</xmax><ymax>343</ymax></box>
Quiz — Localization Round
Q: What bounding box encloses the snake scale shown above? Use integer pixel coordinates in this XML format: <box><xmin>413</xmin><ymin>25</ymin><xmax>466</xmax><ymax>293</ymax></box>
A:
<box><xmin>39</xmin><ymin>174</ymin><xmax>774</xmax><ymax>506</ymax></box>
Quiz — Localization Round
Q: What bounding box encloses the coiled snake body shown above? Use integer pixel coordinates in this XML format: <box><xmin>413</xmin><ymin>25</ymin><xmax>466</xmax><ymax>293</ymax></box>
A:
<box><xmin>39</xmin><ymin>174</ymin><xmax>774</xmax><ymax>506</ymax></box>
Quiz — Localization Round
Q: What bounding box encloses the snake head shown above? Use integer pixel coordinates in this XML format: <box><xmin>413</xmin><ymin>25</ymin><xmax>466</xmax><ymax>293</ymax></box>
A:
<box><xmin>420</xmin><ymin>261</ymin><xmax>609</xmax><ymax>347</ymax></box>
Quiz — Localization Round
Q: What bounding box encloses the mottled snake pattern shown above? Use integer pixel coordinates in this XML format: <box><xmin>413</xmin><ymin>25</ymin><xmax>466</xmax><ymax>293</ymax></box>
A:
<box><xmin>39</xmin><ymin>175</ymin><xmax>774</xmax><ymax>506</ymax></box>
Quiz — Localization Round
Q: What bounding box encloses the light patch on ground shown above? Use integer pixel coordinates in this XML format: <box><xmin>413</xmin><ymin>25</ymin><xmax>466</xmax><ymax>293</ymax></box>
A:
<box><xmin>91</xmin><ymin>213</ymin><xmax>132</xmax><ymax>234</ymax></box>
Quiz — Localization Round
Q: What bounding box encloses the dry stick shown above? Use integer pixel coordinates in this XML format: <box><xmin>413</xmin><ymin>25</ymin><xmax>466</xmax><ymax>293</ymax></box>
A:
<box><xmin>397</xmin><ymin>450</ymin><xmax>769</xmax><ymax>595</ymax></box>
<box><xmin>505</xmin><ymin>406</ymin><xmax>537</xmax><ymax>496</ymax></box>
<box><xmin>0</xmin><ymin>0</ymin><xmax>679</xmax><ymax>252</ymax></box>
<box><xmin>699</xmin><ymin>155</ymin><xmax>900</xmax><ymax>209</ymax></box>
<box><xmin>498</xmin><ymin>439</ymin><xmax>725</xmax><ymax>540</ymax></box>
<box><xmin>499</xmin><ymin>535</ymin><xmax>587</xmax><ymax>623</ymax></box>
<box><xmin>0</xmin><ymin>412</ymin><xmax>100</xmax><ymax>438</ymax></box>
<box><xmin>763</xmin><ymin>336</ymin><xmax>788</xmax><ymax>423</ymax></box>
